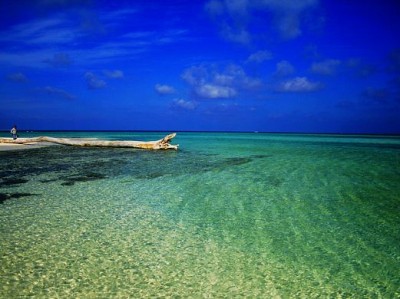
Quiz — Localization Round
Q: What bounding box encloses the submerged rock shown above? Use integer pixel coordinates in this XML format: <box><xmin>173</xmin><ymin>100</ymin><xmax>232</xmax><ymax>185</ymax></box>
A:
<box><xmin>0</xmin><ymin>178</ymin><xmax>29</xmax><ymax>187</ymax></box>
<box><xmin>0</xmin><ymin>192</ymin><xmax>37</xmax><ymax>204</ymax></box>
<box><xmin>60</xmin><ymin>172</ymin><xmax>107</xmax><ymax>186</ymax></box>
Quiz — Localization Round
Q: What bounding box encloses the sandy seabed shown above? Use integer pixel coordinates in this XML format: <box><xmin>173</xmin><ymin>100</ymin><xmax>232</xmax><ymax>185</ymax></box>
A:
<box><xmin>1</xmin><ymin>132</ymin><xmax>400</xmax><ymax>297</ymax></box>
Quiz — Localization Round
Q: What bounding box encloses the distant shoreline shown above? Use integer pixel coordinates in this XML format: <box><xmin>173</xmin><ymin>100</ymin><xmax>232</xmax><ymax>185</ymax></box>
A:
<box><xmin>0</xmin><ymin>130</ymin><xmax>399</xmax><ymax>137</ymax></box>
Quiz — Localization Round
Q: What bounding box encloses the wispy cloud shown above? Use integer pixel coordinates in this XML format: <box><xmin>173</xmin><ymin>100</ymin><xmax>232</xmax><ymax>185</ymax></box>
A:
<box><xmin>0</xmin><ymin>8</ymin><xmax>189</xmax><ymax>68</ymax></box>
<box><xmin>0</xmin><ymin>17</ymin><xmax>77</xmax><ymax>47</ymax></box>
<box><xmin>85</xmin><ymin>72</ymin><xmax>106</xmax><ymax>89</ymax></box>
<box><xmin>43</xmin><ymin>53</ymin><xmax>72</xmax><ymax>67</ymax></box>
<box><xmin>0</xmin><ymin>49</ymin><xmax>72</xmax><ymax>68</ymax></box>
<box><xmin>387</xmin><ymin>48</ymin><xmax>400</xmax><ymax>73</ymax></box>
<box><xmin>246</xmin><ymin>50</ymin><xmax>273</xmax><ymax>63</ymax></box>
<box><xmin>155</xmin><ymin>84</ymin><xmax>175</xmax><ymax>95</ymax></box>
<box><xmin>311</xmin><ymin>59</ymin><xmax>341</xmax><ymax>75</ymax></box>
<box><xmin>357</xmin><ymin>49</ymin><xmax>400</xmax><ymax>105</ymax></box>
<box><xmin>346</xmin><ymin>58</ymin><xmax>377</xmax><ymax>77</ymax></box>
<box><xmin>362</xmin><ymin>87</ymin><xmax>390</xmax><ymax>103</ymax></box>
<box><xmin>276</xmin><ymin>77</ymin><xmax>321</xmax><ymax>92</ymax></box>
<box><xmin>38</xmin><ymin>86</ymin><xmax>76</xmax><ymax>100</ymax></box>
<box><xmin>101</xmin><ymin>8</ymin><xmax>139</xmax><ymax>24</ymax></box>
<box><xmin>205</xmin><ymin>0</ymin><xmax>319</xmax><ymax>43</ymax></box>
<box><xmin>275</xmin><ymin>60</ymin><xmax>295</xmax><ymax>76</ymax></box>
<box><xmin>6</xmin><ymin>72</ymin><xmax>28</xmax><ymax>83</ymax></box>
<box><xmin>0</xmin><ymin>15</ymin><xmax>79</xmax><ymax>68</ymax></box>
<box><xmin>38</xmin><ymin>0</ymin><xmax>93</xmax><ymax>9</ymax></box>
<box><xmin>103</xmin><ymin>70</ymin><xmax>124</xmax><ymax>79</ymax></box>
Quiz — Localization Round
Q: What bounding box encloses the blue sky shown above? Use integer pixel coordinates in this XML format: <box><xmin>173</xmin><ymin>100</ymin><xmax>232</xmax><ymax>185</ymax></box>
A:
<box><xmin>1</xmin><ymin>0</ymin><xmax>399</xmax><ymax>133</ymax></box>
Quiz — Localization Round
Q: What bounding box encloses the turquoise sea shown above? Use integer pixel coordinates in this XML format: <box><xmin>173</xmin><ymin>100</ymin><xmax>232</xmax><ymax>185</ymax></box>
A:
<box><xmin>1</xmin><ymin>131</ymin><xmax>399</xmax><ymax>298</ymax></box>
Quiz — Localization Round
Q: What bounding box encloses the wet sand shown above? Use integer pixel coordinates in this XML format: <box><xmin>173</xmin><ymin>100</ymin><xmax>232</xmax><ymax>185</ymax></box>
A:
<box><xmin>0</xmin><ymin>142</ymin><xmax>54</xmax><ymax>151</ymax></box>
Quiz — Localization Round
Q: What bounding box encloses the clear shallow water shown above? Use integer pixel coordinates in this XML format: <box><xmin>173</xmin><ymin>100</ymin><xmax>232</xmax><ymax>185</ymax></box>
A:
<box><xmin>1</xmin><ymin>132</ymin><xmax>399</xmax><ymax>298</ymax></box>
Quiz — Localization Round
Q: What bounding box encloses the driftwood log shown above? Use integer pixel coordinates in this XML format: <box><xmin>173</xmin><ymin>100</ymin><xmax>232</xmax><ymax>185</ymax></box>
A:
<box><xmin>0</xmin><ymin>133</ymin><xmax>178</xmax><ymax>150</ymax></box>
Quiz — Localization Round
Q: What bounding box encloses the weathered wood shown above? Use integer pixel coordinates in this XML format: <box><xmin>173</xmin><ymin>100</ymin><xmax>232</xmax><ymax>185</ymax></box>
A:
<box><xmin>0</xmin><ymin>133</ymin><xmax>178</xmax><ymax>150</ymax></box>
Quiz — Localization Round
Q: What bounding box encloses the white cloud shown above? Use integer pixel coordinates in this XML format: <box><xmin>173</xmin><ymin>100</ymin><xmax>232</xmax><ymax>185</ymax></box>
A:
<box><xmin>214</xmin><ymin>74</ymin><xmax>235</xmax><ymax>85</ymax></box>
<box><xmin>204</xmin><ymin>0</ymin><xmax>225</xmax><ymax>15</ymax></box>
<box><xmin>247</xmin><ymin>50</ymin><xmax>273</xmax><ymax>63</ymax></box>
<box><xmin>171</xmin><ymin>99</ymin><xmax>197</xmax><ymax>110</ymax></box>
<box><xmin>277</xmin><ymin>13</ymin><xmax>301</xmax><ymax>39</ymax></box>
<box><xmin>276</xmin><ymin>77</ymin><xmax>321</xmax><ymax>92</ymax></box>
<box><xmin>197</xmin><ymin>84</ymin><xmax>237</xmax><ymax>98</ymax></box>
<box><xmin>311</xmin><ymin>59</ymin><xmax>341</xmax><ymax>75</ymax></box>
<box><xmin>275</xmin><ymin>60</ymin><xmax>295</xmax><ymax>76</ymax></box>
<box><xmin>182</xmin><ymin>64</ymin><xmax>261</xmax><ymax>99</ymax></box>
<box><xmin>84</xmin><ymin>72</ymin><xmax>106</xmax><ymax>89</ymax></box>
<box><xmin>155</xmin><ymin>84</ymin><xmax>175</xmax><ymax>95</ymax></box>
<box><xmin>224</xmin><ymin>64</ymin><xmax>262</xmax><ymax>90</ymax></box>
<box><xmin>205</xmin><ymin>0</ymin><xmax>250</xmax><ymax>43</ymax></box>
<box><xmin>242</xmin><ymin>77</ymin><xmax>263</xmax><ymax>90</ymax></box>
<box><xmin>220</xmin><ymin>25</ymin><xmax>251</xmax><ymax>44</ymax></box>
<box><xmin>103</xmin><ymin>70</ymin><xmax>124</xmax><ymax>79</ymax></box>
<box><xmin>181</xmin><ymin>65</ymin><xmax>208</xmax><ymax>86</ymax></box>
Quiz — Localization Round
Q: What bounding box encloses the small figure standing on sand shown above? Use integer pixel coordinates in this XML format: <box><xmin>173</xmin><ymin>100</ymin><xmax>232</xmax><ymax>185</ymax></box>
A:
<box><xmin>10</xmin><ymin>125</ymin><xmax>18</xmax><ymax>140</ymax></box>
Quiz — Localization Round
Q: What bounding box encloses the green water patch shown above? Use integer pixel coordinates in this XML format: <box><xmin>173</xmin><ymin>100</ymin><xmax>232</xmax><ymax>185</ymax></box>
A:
<box><xmin>121</xmin><ymin>143</ymin><xmax>400</xmax><ymax>297</ymax></box>
<box><xmin>0</xmin><ymin>190</ymin><xmax>283</xmax><ymax>297</ymax></box>
<box><xmin>1</xmin><ymin>134</ymin><xmax>399</xmax><ymax>297</ymax></box>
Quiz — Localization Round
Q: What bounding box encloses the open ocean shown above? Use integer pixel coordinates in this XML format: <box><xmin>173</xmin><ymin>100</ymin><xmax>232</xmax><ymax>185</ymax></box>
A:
<box><xmin>1</xmin><ymin>131</ymin><xmax>399</xmax><ymax>298</ymax></box>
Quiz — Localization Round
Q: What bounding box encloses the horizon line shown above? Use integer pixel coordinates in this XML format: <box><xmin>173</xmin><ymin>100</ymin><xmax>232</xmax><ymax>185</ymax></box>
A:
<box><xmin>1</xmin><ymin>129</ymin><xmax>399</xmax><ymax>136</ymax></box>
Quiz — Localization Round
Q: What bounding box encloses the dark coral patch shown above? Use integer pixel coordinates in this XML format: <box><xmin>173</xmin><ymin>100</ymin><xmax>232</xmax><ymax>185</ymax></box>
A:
<box><xmin>0</xmin><ymin>193</ymin><xmax>8</xmax><ymax>203</ymax></box>
<box><xmin>61</xmin><ymin>172</ymin><xmax>107</xmax><ymax>186</ymax></box>
<box><xmin>9</xmin><ymin>193</ymin><xmax>37</xmax><ymax>199</ymax></box>
<box><xmin>0</xmin><ymin>192</ymin><xmax>37</xmax><ymax>204</ymax></box>
<box><xmin>251</xmin><ymin>154</ymin><xmax>271</xmax><ymax>159</ymax></box>
<box><xmin>39</xmin><ymin>179</ymin><xmax>59</xmax><ymax>183</ymax></box>
<box><xmin>213</xmin><ymin>157</ymin><xmax>252</xmax><ymax>170</ymax></box>
<box><xmin>0</xmin><ymin>178</ymin><xmax>29</xmax><ymax>187</ymax></box>
<box><xmin>136</xmin><ymin>172</ymin><xmax>164</xmax><ymax>179</ymax></box>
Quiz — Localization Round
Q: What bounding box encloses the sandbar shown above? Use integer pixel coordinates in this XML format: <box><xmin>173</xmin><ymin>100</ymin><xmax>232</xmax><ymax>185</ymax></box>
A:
<box><xmin>0</xmin><ymin>141</ymin><xmax>54</xmax><ymax>151</ymax></box>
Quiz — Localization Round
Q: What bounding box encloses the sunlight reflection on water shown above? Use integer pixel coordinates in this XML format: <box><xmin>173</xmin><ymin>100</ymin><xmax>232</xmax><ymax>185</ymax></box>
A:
<box><xmin>1</xmin><ymin>132</ymin><xmax>399</xmax><ymax>297</ymax></box>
